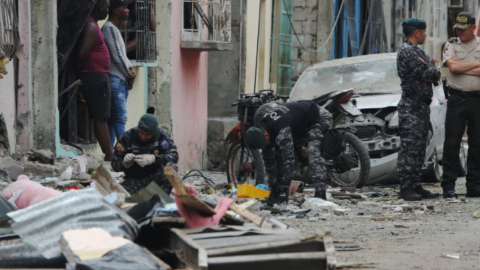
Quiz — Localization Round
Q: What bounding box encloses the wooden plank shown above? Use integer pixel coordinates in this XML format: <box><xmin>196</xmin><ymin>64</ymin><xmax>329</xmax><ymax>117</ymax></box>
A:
<box><xmin>151</xmin><ymin>217</ymin><xmax>186</xmax><ymax>226</ymax></box>
<box><xmin>164</xmin><ymin>166</ymin><xmax>187</xmax><ymax>195</ymax></box>
<box><xmin>164</xmin><ymin>166</ymin><xmax>216</xmax><ymax>217</ymax></box>
<box><xmin>229</xmin><ymin>203</ymin><xmax>272</xmax><ymax>229</ymax></box>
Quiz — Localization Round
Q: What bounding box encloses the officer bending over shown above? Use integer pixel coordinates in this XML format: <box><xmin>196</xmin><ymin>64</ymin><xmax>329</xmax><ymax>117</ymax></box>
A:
<box><xmin>245</xmin><ymin>101</ymin><xmax>332</xmax><ymax>203</ymax></box>
<box><xmin>111</xmin><ymin>114</ymin><xmax>179</xmax><ymax>195</ymax></box>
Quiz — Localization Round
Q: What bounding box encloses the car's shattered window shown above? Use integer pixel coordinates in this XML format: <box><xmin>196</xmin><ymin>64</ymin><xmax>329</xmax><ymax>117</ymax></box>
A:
<box><xmin>291</xmin><ymin>59</ymin><xmax>401</xmax><ymax>101</ymax></box>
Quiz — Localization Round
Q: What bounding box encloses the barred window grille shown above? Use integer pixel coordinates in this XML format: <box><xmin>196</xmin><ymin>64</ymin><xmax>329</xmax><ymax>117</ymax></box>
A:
<box><xmin>122</xmin><ymin>0</ymin><xmax>156</xmax><ymax>62</ymax></box>
<box><xmin>182</xmin><ymin>0</ymin><xmax>231</xmax><ymax>44</ymax></box>
<box><xmin>0</xmin><ymin>0</ymin><xmax>19</xmax><ymax>59</ymax></box>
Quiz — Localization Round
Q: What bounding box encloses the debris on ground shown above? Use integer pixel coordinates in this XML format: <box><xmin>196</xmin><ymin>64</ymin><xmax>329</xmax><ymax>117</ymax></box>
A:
<box><xmin>3</xmin><ymin>153</ymin><xmax>477</xmax><ymax>269</ymax></box>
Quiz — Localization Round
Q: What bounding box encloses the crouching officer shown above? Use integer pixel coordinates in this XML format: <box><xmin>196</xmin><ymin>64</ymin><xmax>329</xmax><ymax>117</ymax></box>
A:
<box><xmin>396</xmin><ymin>18</ymin><xmax>441</xmax><ymax>201</ymax></box>
<box><xmin>245</xmin><ymin>100</ymin><xmax>332</xmax><ymax>203</ymax></box>
<box><xmin>111</xmin><ymin>114</ymin><xmax>179</xmax><ymax>195</ymax></box>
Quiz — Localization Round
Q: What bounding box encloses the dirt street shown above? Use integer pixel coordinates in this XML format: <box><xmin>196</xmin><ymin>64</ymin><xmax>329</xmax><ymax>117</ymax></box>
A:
<box><xmin>197</xmin><ymin>172</ymin><xmax>480</xmax><ymax>270</ymax></box>
<box><xmin>284</xmin><ymin>177</ymin><xmax>480</xmax><ymax>270</ymax></box>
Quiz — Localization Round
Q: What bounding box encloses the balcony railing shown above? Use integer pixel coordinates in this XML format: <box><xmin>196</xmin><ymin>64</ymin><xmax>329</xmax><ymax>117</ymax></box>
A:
<box><xmin>181</xmin><ymin>0</ymin><xmax>232</xmax><ymax>51</ymax></box>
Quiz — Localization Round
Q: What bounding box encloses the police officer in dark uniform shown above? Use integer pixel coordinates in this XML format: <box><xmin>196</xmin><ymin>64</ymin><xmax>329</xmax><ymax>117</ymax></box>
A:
<box><xmin>245</xmin><ymin>101</ymin><xmax>332</xmax><ymax>202</ymax></box>
<box><xmin>442</xmin><ymin>12</ymin><xmax>480</xmax><ymax>198</ymax></box>
<box><xmin>111</xmin><ymin>114</ymin><xmax>179</xmax><ymax>195</ymax></box>
<box><xmin>396</xmin><ymin>18</ymin><xmax>441</xmax><ymax>201</ymax></box>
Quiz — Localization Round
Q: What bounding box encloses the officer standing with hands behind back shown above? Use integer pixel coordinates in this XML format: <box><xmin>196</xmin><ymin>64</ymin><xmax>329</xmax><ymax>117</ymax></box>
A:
<box><xmin>396</xmin><ymin>18</ymin><xmax>441</xmax><ymax>201</ymax></box>
<box><xmin>442</xmin><ymin>12</ymin><xmax>480</xmax><ymax>198</ymax></box>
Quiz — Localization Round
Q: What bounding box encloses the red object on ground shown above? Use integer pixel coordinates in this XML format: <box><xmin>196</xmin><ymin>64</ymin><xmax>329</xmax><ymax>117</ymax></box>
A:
<box><xmin>67</xmin><ymin>186</ymin><xmax>79</xmax><ymax>191</ymax></box>
<box><xmin>175</xmin><ymin>184</ymin><xmax>234</xmax><ymax>228</ymax></box>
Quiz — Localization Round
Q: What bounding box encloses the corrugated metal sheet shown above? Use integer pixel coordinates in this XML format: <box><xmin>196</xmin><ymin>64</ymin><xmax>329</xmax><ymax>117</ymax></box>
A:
<box><xmin>7</xmin><ymin>189</ymin><xmax>139</xmax><ymax>259</ymax></box>
<box><xmin>166</xmin><ymin>225</ymin><xmax>337</xmax><ymax>270</ymax></box>
<box><xmin>0</xmin><ymin>239</ymin><xmax>65</xmax><ymax>268</ymax></box>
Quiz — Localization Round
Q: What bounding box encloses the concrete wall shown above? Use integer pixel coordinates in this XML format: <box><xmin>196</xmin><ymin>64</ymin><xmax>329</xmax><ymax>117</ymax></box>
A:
<box><xmin>0</xmin><ymin>61</ymin><xmax>16</xmax><ymax>153</ymax></box>
<box><xmin>17</xmin><ymin>0</ymin><xmax>31</xmax><ymax>152</ymax></box>
<box><xmin>245</xmin><ymin>0</ymin><xmax>273</xmax><ymax>93</ymax></box>
<box><xmin>30</xmin><ymin>0</ymin><xmax>58</xmax><ymax>151</ymax></box>
<box><xmin>153</xmin><ymin>1</ymin><xmax>173</xmax><ymax>132</ymax></box>
<box><xmin>291</xmin><ymin>0</ymin><xmax>319</xmax><ymax>83</ymax></box>
<box><xmin>316</xmin><ymin>0</ymin><xmax>334</xmax><ymax>63</ymax></box>
<box><xmin>170</xmin><ymin>0</ymin><xmax>208</xmax><ymax>170</ymax></box>
<box><xmin>207</xmin><ymin>0</ymin><xmax>243</xmax><ymax>117</ymax></box>
<box><xmin>125</xmin><ymin>66</ymin><xmax>147</xmax><ymax>130</ymax></box>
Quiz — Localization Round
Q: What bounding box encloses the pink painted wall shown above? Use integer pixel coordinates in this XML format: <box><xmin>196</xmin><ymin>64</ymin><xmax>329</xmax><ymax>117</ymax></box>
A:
<box><xmin>170</xmin><ymin>0</ymin><xmax>208</xmax><ymax>170</ymax></box>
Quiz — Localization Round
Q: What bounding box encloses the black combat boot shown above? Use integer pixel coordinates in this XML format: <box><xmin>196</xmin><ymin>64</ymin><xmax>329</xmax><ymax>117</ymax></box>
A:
<box><xmin>466</xmin><ymin>185</ymin><xmax>480</xmax><ymax>198</ymax></box>
<box><xmin>277</xmin><ymin>186</ymin><xmax>290</xmax><ymax>205</ymax></box>
<box><xmin>314</xmin><ymin>190</ymin><xmax>327</xmax><ymax>200</ymax></box>
<box><xmin>442</xmin><ymin>189</ymin><xmax>458</xmax><ymax>199</ymax></box>
<box><xmin>265</xmin><ymin>186</ymin><xmax>280</xmax><ymax>206</ymax></box>
<box><xmin>414</xmin><ymin>186</ymin><xmax>439</xmax><ymax>199</ymax></box>
<box><xmin>398</xmin><ymin>188</ymin><xmax>423</xmax><ymax>201</ymax></box>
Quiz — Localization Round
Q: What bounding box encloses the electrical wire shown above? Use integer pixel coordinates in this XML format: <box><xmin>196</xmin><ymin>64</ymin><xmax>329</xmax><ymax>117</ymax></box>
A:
<box><xmin>182</xmin><ymin>169</ymin><xmax>216</xmax><ymax>187</ymax></box>
<box><xmin>282</xmin><ymin>0</ymin><xmax>345</xmax><ymax>53</ymax></box>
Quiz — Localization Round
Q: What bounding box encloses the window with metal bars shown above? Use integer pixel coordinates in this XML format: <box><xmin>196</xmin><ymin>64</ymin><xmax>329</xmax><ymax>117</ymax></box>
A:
<box><xmin>181</xmin><ymin>0</ymin><xmax>232</xmax><ymax>50</ymax></box>
<box><xmin>0</xmin><ymin>0</ymin><xmax>19</xmax><ymax>59</ymax></box>
<box><xmin>122</xmin><ymin>0</ymin><xmax>156</xmax><ymax>62</ymax></box>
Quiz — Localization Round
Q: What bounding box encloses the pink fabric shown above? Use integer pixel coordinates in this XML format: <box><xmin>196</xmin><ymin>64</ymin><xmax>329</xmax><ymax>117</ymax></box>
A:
<box><xmin>2</xmin><ymin>175</ymin><xmax>62</xmax><ymax>209</ymax></box>
<box><xmin>81</xmin><ymin>17</ymin><xmax>110</xmax><ymax>73</ymax></box>
<box><xmin>175</xmin><ymin>184</ymin><xmax>234</xmax><ymax>228</ymax></box>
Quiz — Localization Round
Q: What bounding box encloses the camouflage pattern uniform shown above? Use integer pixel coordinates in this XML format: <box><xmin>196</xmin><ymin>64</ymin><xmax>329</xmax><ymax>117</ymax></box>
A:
<box><xmin>257</xmin><ymin>101</ymin><xmax>332</xmax><ymax>195</ymax></box>
<box><xmin>111</xmin><ymin>127</ymin><xmax>179</xmax><ymax>194</ymax></box>
<box><xmin>396</xmin><ymin>40</ymin><xmax>441</xmax><ymax>190</ymax></box>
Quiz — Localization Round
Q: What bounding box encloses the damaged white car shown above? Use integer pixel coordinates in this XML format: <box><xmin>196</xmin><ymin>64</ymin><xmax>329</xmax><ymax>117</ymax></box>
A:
<box><xmin>289</xmin><ymin>53</ymin><xmax>466</xmax><ymax>185</ymax></box>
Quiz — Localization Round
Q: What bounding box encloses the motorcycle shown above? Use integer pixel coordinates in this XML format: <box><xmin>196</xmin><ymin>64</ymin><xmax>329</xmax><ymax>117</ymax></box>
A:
<box><xmin>224</xmin><ymin>90</ymin><xmax>283</xmax><ymax>187</ymax></box>
<box><xmin>225</xmin><ymin>88</ymin><xmax>370</xmax><ymax>188</ymax></box>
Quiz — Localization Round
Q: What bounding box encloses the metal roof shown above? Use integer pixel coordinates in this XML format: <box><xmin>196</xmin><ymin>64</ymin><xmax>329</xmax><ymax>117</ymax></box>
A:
<box><xmin>7</xmin><ymin>189</ymin><xmax>139</xmax><ymax>259</ymax></box>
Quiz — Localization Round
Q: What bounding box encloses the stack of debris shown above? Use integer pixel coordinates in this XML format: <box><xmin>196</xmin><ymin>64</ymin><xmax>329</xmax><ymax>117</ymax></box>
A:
<box><xmin>0</xmin><ymin>163</ymin><xmax>337</xmax><ymax>270</ymax></box>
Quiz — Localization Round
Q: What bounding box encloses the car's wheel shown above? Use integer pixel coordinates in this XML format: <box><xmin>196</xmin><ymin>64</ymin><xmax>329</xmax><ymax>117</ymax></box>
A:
<box><xmin>423</xmin><ymin>150</ymin><xmax>441</xmax><ymax>183</ymax></box>
<box><xmin>458</xmin><ymin>141</ymin><xmax>467</xmax><ymax>177</ymax></box>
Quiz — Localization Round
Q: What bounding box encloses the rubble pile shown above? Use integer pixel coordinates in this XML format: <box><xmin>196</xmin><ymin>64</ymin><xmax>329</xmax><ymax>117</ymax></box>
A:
<box><xmin>0</xmin><ymin>156</ymin><xmax>337</xmax><ymax>270</ymax></box>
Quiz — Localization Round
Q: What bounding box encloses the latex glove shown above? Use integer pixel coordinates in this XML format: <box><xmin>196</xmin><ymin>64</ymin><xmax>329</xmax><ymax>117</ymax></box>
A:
<box><xmin>135</xmin><ymin>154</ymin><xmax>156</xmax><ymax>167</ymax></box>
<box><xmin>123</xmin><ymin>153</ymin><xmax>136</xmax><ymax>169</ymax></box>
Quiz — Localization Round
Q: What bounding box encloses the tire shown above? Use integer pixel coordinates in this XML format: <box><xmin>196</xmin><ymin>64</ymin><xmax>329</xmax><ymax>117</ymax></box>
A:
<box><xmin>225</xmin><ymin>140</ymin><xmax>265</xmax><ymax>187</ymax></box>
<box><xmin>329</xmin><ymin>132</ymin><xmax>370</xmax><ymax>188</ymax></box>
<box><xmin>458</xmin><ymin>141</ymin><xmax>467</xmax><ymax>177</ymax></box>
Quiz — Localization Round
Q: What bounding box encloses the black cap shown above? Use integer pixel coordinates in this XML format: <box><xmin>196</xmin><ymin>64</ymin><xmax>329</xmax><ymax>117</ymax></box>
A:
<box><xmin>110</xmin><ymin>0</ymin><xmax>134</xmax><ymax>12</ymax></box>
<box><xmin>454</xmin><ymin>12</ymin><xmax>476</xmax><ymax>29</ymax></box>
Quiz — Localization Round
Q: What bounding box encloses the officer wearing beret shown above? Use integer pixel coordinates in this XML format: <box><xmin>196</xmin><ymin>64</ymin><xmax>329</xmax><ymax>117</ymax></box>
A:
<box><xmin>396</xmin><ymin>18</ymin><xmax>441</xmax><ymax>201</ymax></box>
<box><xmin>245</xmin><ymin>101</ymin><xmax>332</xmax><ymax>203</ymax></box>
<box><xmin>111</xmin><ymin>114</ymin><xmax>179</xmax><ymax>195</ymax></box>
<box><xmin>442</xmin><ymin>12</ymin><xmax>480</xmax><ymax>198</ymax></box>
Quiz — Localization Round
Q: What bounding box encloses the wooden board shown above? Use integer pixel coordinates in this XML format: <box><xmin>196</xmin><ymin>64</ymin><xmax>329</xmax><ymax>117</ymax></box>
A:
<box><xmin>229</xmin><ymin>203</ymin><xmax>272</xmax><ymax>229</ymax></box>
<box><xmin>164</xmin><ymin>166</ymin><xmax>216</xmax><ymax>217</ymax></box>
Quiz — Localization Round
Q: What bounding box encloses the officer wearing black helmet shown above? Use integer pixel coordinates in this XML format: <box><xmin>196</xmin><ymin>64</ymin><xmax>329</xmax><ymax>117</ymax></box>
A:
<box><xmin>396</xmin><ymin>18</ymin><xmax>441</xmax><ymax>201</ymax></box>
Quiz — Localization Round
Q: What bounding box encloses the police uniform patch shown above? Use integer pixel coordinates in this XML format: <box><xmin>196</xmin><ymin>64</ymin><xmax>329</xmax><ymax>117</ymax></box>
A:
<box><xmin>418</xmin><ymin>57</ymin><xmax>426</xmax><ymax>64</ymax></box>
<box><xmin>114</xmin><ymin>143</ymin><xmax>125</xmax><ymax>154</ymax></box>
<box><xmin>160</xmin><ymin>139</ymin><xmax>169</xmax><ymax>149</ymax></box>
<box><xmin>444</xmin><ymin>43</ymin><xmax>449</xmax><ymax>52</ymax></box>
